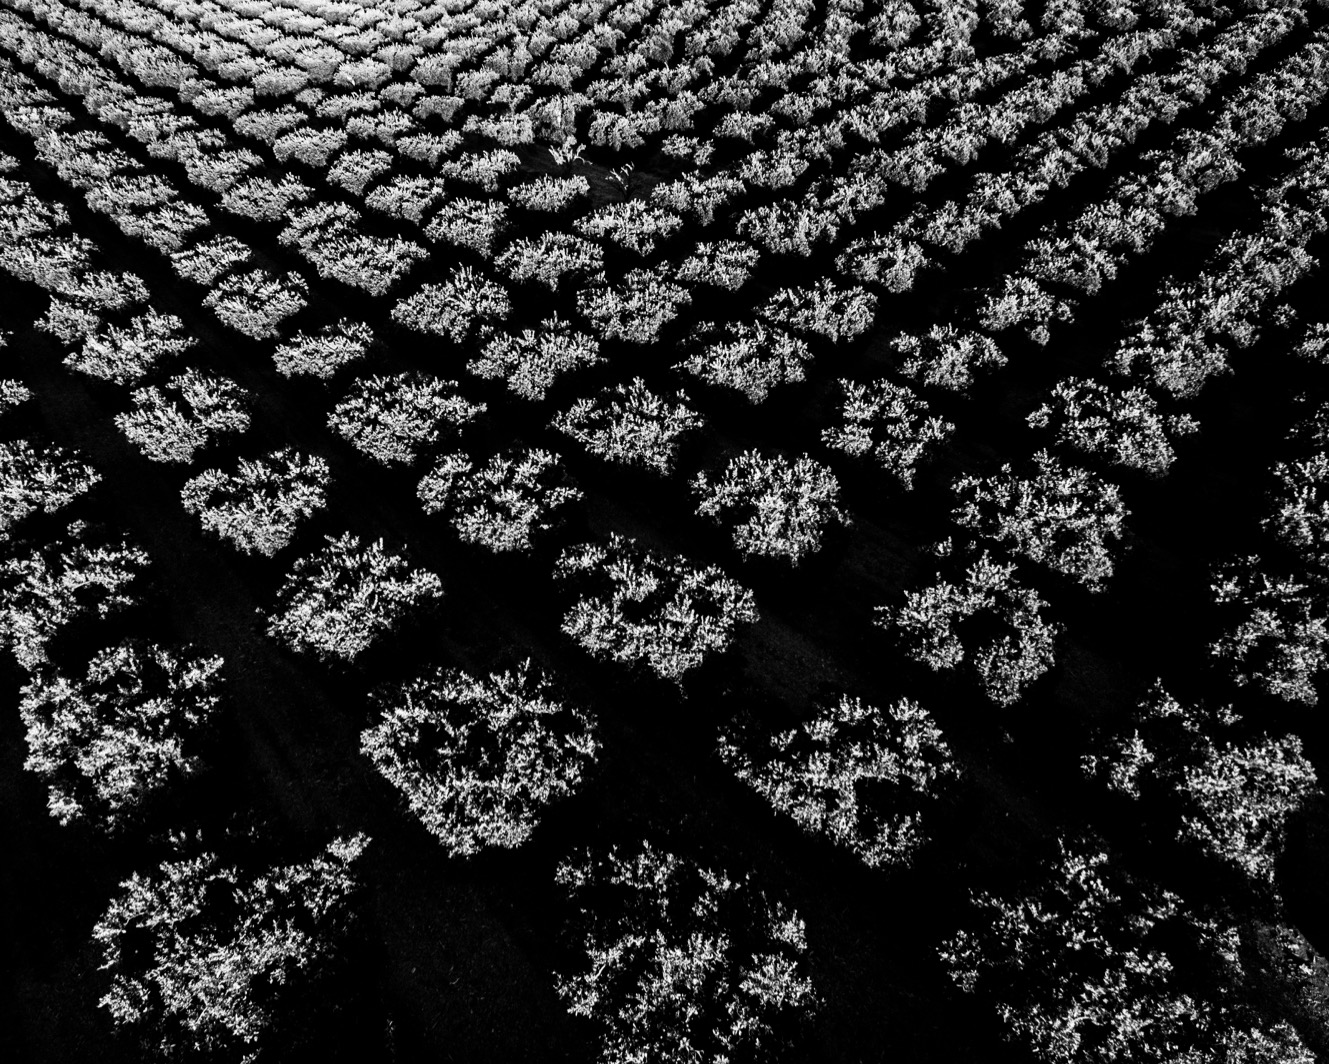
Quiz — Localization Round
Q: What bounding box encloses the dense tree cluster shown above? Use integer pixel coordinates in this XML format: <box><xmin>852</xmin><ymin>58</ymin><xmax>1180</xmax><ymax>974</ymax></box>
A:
<box><xmin>181</xmin><ymin>449</ymin><xmax>330</xmax><ymax>557</ymax></box>
<box><xmin>694</xmin><ymin>450</ymin><xmax>848</xmax><ymax>565</ymax></box>
<box><xmin>267</xmin><ymin>533</ymin><xmax>442</xmax><ymax>663</ymax></box>
<box><xmin>20</xmin><ymin>640</ymin><xmax>224</xmax><ymax>828</ymax></box>
<box><xmin>555</xmin><ymin>842</ymin><xmax>817</xmax><ymax>1064</ymax></box>
<box><xmin>880</xmin><ymin>544</ymin><xmax>1059</xmax><ymax>706</ymax></box>
<box><xmin>418</xmin><ymin>448</ymin><xmax>581</xmax><ymax>553</ymax></box>
<box><xmin>360</xmin><ymin>661</ymin><xmax>598</xmax><ymax>857</ymax></box>
<box><xmin>721</xmin><ymin>694</ymin><xmax>955</xmax><ymax>868</ymax></box>
<box><xmin>555</xmin><ymin>534</ymin><xmax>757</xmax><ymax>682</ymax></box>
<box><xmin>6</xmin><ymin>4</ymin><xmax>1329</xmax><ymax>1060</ymax></box>
<box><xmin>93</xmin><ymin>833</ymin><xmax>369</xmax><ymax>1061</ymax></box>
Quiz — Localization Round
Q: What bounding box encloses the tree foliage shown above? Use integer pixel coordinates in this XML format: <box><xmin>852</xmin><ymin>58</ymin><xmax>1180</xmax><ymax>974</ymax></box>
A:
<box><xmin>890</xmin><ymin>325</ymin><xmax>1006</xmax><ymax>392</ymax></box>
<box><xmin>272</xmin><ymin>319</ymin><xmax>375</xmax><ymax>380</ymax></box>
<box><xmin>1027</xmin><ymin>378</ymin><xmax>1197</xmax><ymax>476</ymax></box>
<box><xmin>1211</xmin><ymin>558</ymin><xmax>1328</xmax><ymax>705</ymax></box>
<box><xmin>391</xmin><ymin>267</ymin><xmax>511</xmax><ymax>340</ymax></box>
<box><xmin>721</xmin><ymin>694</ymin><xmax>956</xmax><ymax>868</ymax></box>
<box><xmin>360</xmin><ymin>661</ymin><xmax>597</xmax><ymax>857</ymax></box>
<box><xmin>694</xmin><ymin>451</ymin><xmax>848</xmax><ymax>565</ymax></box>
<box><xmin>678</xmin><ymin>320</ymin><xmax>812</xmax><ymax>404</ymax></box>
<box><xmin>1263</xmin><ymin>453</ymin><xmax>1329</xmax><ymax>572</ymax></box>
<box><xmin>940</xmin><ymin>837</ymin><xmax>1314</xmax><ymax>1064</ymax></box>
<box><xmin>65</xmin><ymin>310</ymin><xmax>194</xmax><ymax>386</ymax></box>
<box><xmin>951</xmin><ymin>451</ymin><xmax>1128</xmax><ymax>590</ymax></box>
<box><xmin>555</xmin><ymin>842</ymin><xmax>817</xmax><ymax>1064</ymax></box>
<box><xmin>0</xmin><ymin>440</ymin><xmax>99</xmax><ymax>537</ymax></box>
<box><xmin>1083</xmin><ymin>684</ymin><xmax>1317</xmax><ymax>882</ymax></box>
<box><xmin>555</xmin><ymin>534</ymin><xmax>757</xmax><ymax>682</ymax></box>
<box><xmin>468</xmin><ymin>315</ymin><xmax>601</xmax><ymax>400</ymax></box>
<box><xmin>822</xmin><ymin>378</ymin><xmax>954</xmax><ymax>490</ymax></box>
<box><xmin>20</xmin><ymin>640</ymin><xmax>223</xmax><ymax>828</ymax></box>
<box><xmin>117</xmin><ymin>370</ymin><xmax>251</xmax><ymax>464</ymax></box>
<box><xmin>553</xmin><ymin>377</ymin><xmax>702</xmax><ymax>475</ymax></box>
<box><xmin>577</xmin><ymin>268</ymin><xmax>691</xmax><ymax>345</ymax></box>
<box><xmin>266</xmin><ymin>533</ymin><xmax>442</xmax><ymax>663</ymax></box>
<box><xmin>181</xmin><ymin>450</ymin><xmax>330</xmax><ymax>557</ymax></box>
<box><xmin>93</xmin><ymin>833</ymin><xmax>369</xmax><ymax>1062</ymax></box>
<box><xmin>0</xmin><ymin>523</ymin><xmax>150</xmax><ymax>670</ymax></box>
<box><xmin>418</xmin><ymin>448</ymin><xmax>581</xmax><ymax>553</ymax></box>
<box><xmin>880</xmin><ymin>544</ymin><xmax>1059</xmax><ymax>706</ymax></box>
<box><xmin>329</xmin><ymin>373</ymin><xmax>484</xmax><ymax>467</ymax></box>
